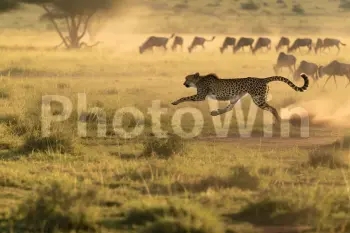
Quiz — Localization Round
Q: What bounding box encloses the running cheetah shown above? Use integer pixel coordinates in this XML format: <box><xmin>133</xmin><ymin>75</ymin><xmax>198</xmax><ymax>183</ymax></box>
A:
<box><xmin>171</xmin><ymin>73</ymin><xmax>309</xmax><ymax>123</ymax></box>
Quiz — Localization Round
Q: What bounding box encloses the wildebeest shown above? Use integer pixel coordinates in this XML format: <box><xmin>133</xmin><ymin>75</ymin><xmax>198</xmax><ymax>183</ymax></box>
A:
<box><xmin>252</xmin><ymin>37</ymin><xmax>271</xmax><ymax>54</ymax></box>
<box><xmin>220</xmin><ymin>37</ymin><xmax>236</xmax><ymax>53</ymax></box>
<box><xmin>188</xmin><ymin>36</ymin><xmax>216</xmax><ymax>53</ymax></box>
<box><xmin>314</xmin><ymin>38</ymin><xmax>323</xmax><ymax>54</ymax></box>
<box><xmin>293</xmin><ymin>60</ymin><xmax>319</xmax><ymax>84</ymax></box>
<box><xmin>318</xmin><ymin>60</ymin><xmax>350</xmax><ymax>88</ymax></box>
<box><xmin>287</xmin><ymin>38</ymin><xmax>313</xmax><ymax>53</ymax></box>
<box><xmin>275</xmin><ymin>37</ymin><xmax>290</xmax><ymax>52</ymax></box>
<box><xmin>273</xmin><ymin>52</ymin><xmax>296</xmax><ymax>75</ymax></box>
<box><xmin>171</xmin><ymin>36</ymin><xmax>184</xmax><ymax>51</ymax></box>
<box><xmin>233</xmin><ymin>37</ymin><xmax>254</xmax><ymax>53</ymax></box>
<box><xmin>322</xmin><ymin>38</ymin><xmax>346</xmax><ymax>54</ymax></box>
<box><xmin>139</xmin><ymin>33</ymin><xmax>175</xmax><ymax>54</ymax></box>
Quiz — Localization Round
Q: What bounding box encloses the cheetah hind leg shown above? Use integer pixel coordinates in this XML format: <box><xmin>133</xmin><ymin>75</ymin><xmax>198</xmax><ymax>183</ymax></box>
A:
<box><xmin>210</xmin><ymin>94</ymin><xmax>246</xmax><ymax>116</ymax></box>
<box><xmin>252</xmin><ymin>95</ymin><xmax>281</xmax><ymax>125</ymax></box>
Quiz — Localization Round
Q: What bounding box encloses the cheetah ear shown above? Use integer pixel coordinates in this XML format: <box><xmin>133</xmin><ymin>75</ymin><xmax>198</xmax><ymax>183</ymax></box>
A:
<box><xmin>194</xmin><ymin>72</ymin><xmax>199</xmax><ymax>77</ymax></box>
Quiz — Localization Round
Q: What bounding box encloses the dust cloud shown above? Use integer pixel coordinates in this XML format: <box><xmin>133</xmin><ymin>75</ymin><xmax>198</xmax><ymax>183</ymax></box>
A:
<box><xmin>286</xmin><ymin>90</ymin><xmax>350</xmax><ymax>128</ymax></box>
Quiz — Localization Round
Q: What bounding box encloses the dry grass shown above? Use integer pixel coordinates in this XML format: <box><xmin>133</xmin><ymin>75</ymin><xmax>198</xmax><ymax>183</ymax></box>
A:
<box><xmin>0</xmin><ymin>2</ymin><xmax>350</xmax><ymax>232</ymax></box>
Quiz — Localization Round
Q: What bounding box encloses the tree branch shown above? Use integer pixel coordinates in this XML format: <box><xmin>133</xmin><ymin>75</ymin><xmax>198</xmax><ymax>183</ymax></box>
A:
<box><xmin>65</xmin><ymin>16</ymin><xmax>71</xmax><ymax>38</ymax></box>
<box><xmin>42</xmin><ymin>5</ymin><xmax>70</xmax><ymax>48</ymax></box>
<box><xmin>78</xmin><ymin>12</ymin><xmax>96</xmax><ymax>40</ymax></box>
<box><xmin>76</xmin><ymin>14</ymin><xmax>83</xmax><ymax>30</ymax></box>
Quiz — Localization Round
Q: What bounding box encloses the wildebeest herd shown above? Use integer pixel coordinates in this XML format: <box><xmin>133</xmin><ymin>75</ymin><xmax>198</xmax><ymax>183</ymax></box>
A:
<box><xmin>139</xmin><ymin>34</ymin><xmax>350</xmax><ymax>88</ymax></box>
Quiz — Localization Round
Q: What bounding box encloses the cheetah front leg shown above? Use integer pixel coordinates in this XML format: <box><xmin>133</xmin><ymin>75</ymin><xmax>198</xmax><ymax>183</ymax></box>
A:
<box><xmin>172</xmin><ymin>92</ymin><xmax>207</xmax><ymax>105</ymax></box>
<box><xmin>210</xmin><ymin>94</ymin><xmax>246</xmax><ymax>116</ymax></box>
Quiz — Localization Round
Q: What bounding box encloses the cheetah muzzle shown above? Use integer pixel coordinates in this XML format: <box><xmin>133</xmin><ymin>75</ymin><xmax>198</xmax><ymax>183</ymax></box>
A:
<box><xmin>171</xmin><ymin>72</ymin><xmax>309</xmax><ymax>123</ymax></box>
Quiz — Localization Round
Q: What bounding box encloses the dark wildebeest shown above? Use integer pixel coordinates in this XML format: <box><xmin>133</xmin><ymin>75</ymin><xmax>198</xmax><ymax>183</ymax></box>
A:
<box><xmin>287</xmin><ymin>38</ymin><xmax>313</xmax><ymax>53</ymax></box>
<box><xmin>318</xmin><ymin>60</ymin><xmax>350</xmax><ymax>88</ymax></box>
<box><xmin>275</xmin><ymin>36</ymin><xmax>290</xmax><ymax>52</ymax></box>
<box><xmin>220</xmin><ymin>37</ymin><xmax>236</xmax><ymax>53</ymax></box>
<box><xmin>233</xmin><ymin>37</ymin><xmax>254</xmax><ymax>53</ymax></box>
<box><xmin>314</xmin><ymin>38</ymin><xmax>323</xmax><ymax>54</ymax></box>
<box><xmin>322</xmin><ymin>38</ymin><xmax>346</xmax><ymax>54</ymax></box>
<box><xmin>171</xmin><ymin>36</ymin><xmax>184</xmax><ymax>51</ymax></box>
<box><xmin>188</xmin><ymin>36</ymin><xmax>216</xmax><ymax>53</ymax></box>
<box><xmin>252</xmin><ymin>37</ymin><xmax>272</xmax><ymax>54</ymax></box>
<box><xmin>293</xmin><ymin>60</ymin><xmax>319</xmax><ymax>85</ymax></box>
<box><xmin>139</xmin><ymin>33</ymin><xmax>175</xmax><ymax>54</ymax></box>
<box><xmin>273</xmin><ymin>52</ymin><xmax>296</xmax><ymax>75</ymax></box>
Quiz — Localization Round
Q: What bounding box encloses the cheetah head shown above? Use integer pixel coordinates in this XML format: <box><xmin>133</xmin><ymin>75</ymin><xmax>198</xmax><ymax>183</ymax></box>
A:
<box><xmin>183</xmin><ymin>72</ymin><xmax>200</xmax><ymax>88</ymax></box>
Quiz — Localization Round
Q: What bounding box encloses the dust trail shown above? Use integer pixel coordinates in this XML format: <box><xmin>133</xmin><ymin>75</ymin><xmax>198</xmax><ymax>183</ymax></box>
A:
<box><xmin>286</xmin><ymin>91</ymin><xmax>350</xmax><ymax>128</ymax></box>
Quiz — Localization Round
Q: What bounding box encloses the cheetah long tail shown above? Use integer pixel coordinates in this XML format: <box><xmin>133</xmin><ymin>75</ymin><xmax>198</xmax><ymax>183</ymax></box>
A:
<box><xmin>265</xmin><ymin>73</ymin><xmax>309</xmax><ymax>92</ymax></box>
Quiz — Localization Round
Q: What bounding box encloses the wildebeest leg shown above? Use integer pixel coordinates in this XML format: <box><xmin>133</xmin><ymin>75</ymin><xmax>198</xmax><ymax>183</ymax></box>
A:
<box><xmin>201</xmin><ymin>44</ymin><xmax>205</xmax><ymax>50</ymax></box>
<box><xmin>288</xmin><ymin>66</ymin><xmax>294</xmax><ymax>75</ymax></box>
<box><xmin>336</xmin><ymin>44</ymin><xmax>340</xmax><ymax>55</ymax></box>
<box><xmin>312</xmin><ymin>74</ymin><xmax>319</xmax><ymax>87</ymax></box>
<box><xmin>298</xmin><ymin>47</ymin><xmax>304</xmax><ymax>55</ymax></box>
<box><xmin>333</xmin><ymin>75</ymin><xmax>338</xmax><ymax>89</ymax></box>
<box><xmin>323</xmin><ymin>75</ymin><xmax>332</xmax><ymax>88</ymax></box>
<box><xmin>345</xmin><ymin>74</ymin><xmax>350</xmax><ymax>88</ymax></box>
<box><xmin>250</xmin><ymin>44</ymin><xmax>254</xmax><ymax>53</ymax></box>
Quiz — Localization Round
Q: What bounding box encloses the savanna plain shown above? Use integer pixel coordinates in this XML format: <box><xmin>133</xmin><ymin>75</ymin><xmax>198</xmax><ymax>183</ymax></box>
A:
<box><xmin>0</xmin><ymin>0</ymin><xmax>350</xmax><ymax>232</ymax></box>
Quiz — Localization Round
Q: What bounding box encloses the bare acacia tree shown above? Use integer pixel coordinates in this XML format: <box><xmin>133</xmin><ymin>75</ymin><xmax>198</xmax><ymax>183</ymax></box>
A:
<box><xmin>23</xmin><ymin>0</ymin><xmax>125</xmax><ymax>49</ymax></box>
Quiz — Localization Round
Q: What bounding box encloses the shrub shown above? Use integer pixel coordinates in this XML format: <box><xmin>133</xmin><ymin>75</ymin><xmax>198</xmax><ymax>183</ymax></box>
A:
<box><xmin>142</xmin><ymin>134</ymin><xmax>185</xmax><ymax>158</ymax></box>
<box><xmin>328</xmin><ymin>135</ymin><xmax>350</xmax><ymax>150</ymax></box>
<box><xmin>173</xmin><ymin>3</ymin><xmax>188</xmax><ymax>11</ymax></box>
<box><xmin>10</xmin><ymin>181</ymin><xmax>100</xmax><ymax>233</ymax></box>
<box><xmin>99</xmin><ymin>88</ymin><xmax>118</xmax><ymax>95</ymax></box>
<box><xmin>292</xmin><ymin>4</ymin><xmax>305</xmax><ymax>14</ymax></box>
<box><xmin>308</xmin><ymin>149</ymin><xmax>348</xmax><ymax>169</ymax></box>
<box><xmin>122</xmin><ymin>199</ymin><xmax>225</xmax><ymax>233</ymax></box>
<box><xmin>57</xmin><ymin>82</ymin><xmax>70</xmax><ymax>89</ymax></box>
<box><xmin>240</xmin><ymin>0</ymin><xmax>260</xmax><ymax>11</ymax></box>
<box><xmin>339</xmin><ymin>1</ymin><xmax>350</xmax><ymax>10</ymax></box>
<box><xmin>227</xmin><ymin>166</ymin><xmax>260</xmax><ymax>190</ymax></box>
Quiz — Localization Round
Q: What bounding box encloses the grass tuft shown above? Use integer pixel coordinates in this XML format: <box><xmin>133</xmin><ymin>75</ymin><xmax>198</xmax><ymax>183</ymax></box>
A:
<box><xmin>22</xmin><ymin>129</ymin><xmax>78</xmax><ymax>154</ymax></box>
<box><xmin>122</xmin><ymin>199</ymin><xmax>225</xmax><ymax>233</ymax></box>
<box><xmin>339</xmin><ymin>1</ymin><xmax>350</xmax><ymax>10</ymax></box>
<box><xmin>232</xmin><ymin>198</ymin><xmax>319</xmax><ymax>226</ymax></box>
<box><xmin>0</xmin><ymin>87</ymin><xmax>10</xmax><ymax>99</ymax></box>
<box><xmin>142</xmin><ymin>134</ymin><xmax>185</xmax><ymax>158</ymax></box>
<box><xmin>10</xmin><ymin>181</ymin><xmax>100</xmax><ymax>233</ymax></box>
<box><xmin>240</xmin><ymin>0</ymin><xmax>260</xmax><ymax>11</ymax></box>
<box><xmin>308</xmin><ymin>149</ymin><xmax>348</xmax><ymax>169</ymax></box>
<box><xmin>292</xmin><ymin>4</ymin><xmax>305</xmax><ymax>15</ymax></box>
